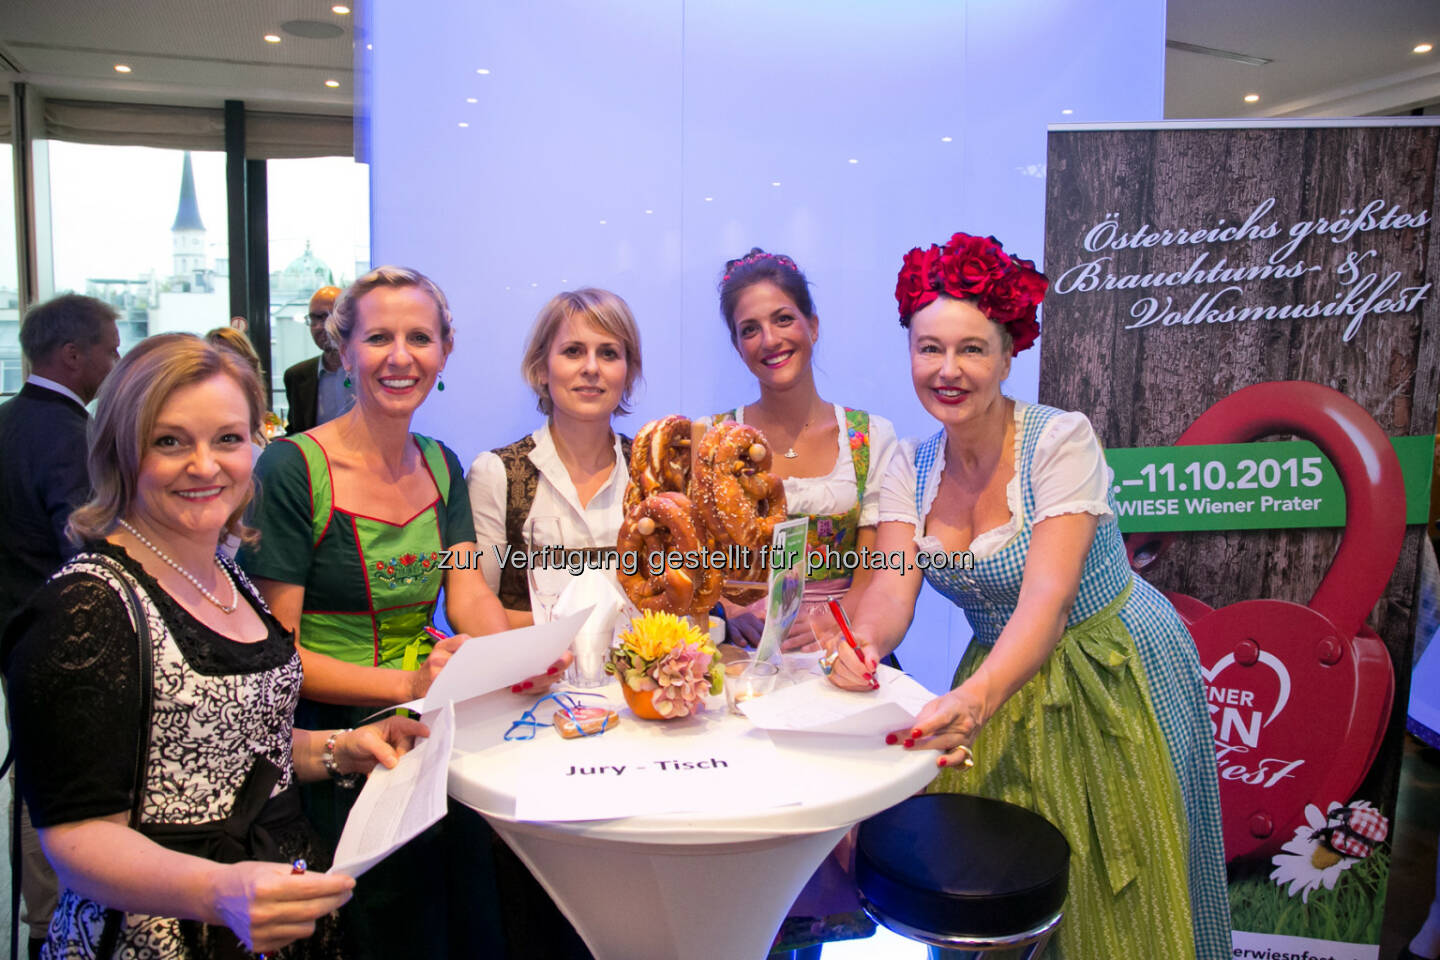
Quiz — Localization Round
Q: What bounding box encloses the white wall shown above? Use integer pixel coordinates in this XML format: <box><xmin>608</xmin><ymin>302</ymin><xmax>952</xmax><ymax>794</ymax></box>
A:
<box><xmin>366</xmin><ymin>0</ymin><xmax>1165</xmax><ymax>694</ymax></box>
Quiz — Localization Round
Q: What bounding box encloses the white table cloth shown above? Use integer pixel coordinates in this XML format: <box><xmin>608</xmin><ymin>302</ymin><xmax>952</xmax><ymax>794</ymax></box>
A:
<box><xmin>448</xmin><ymin>682</ymin><xmax>938</xmax><ymax>960</ymax></box>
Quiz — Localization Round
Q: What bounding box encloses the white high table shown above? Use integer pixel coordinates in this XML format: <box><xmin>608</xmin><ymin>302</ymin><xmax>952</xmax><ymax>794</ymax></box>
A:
<box><xmin>448</xmin><ymin>681</ymin><xmax>938</xmax><ymax>960</ymax></box>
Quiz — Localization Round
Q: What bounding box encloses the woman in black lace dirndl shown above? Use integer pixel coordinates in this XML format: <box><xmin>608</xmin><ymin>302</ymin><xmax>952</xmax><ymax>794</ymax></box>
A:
<box><xmin>4</xmin><ymin>333</ymin><xmax>428</xmax><ymax>959</ymax></box>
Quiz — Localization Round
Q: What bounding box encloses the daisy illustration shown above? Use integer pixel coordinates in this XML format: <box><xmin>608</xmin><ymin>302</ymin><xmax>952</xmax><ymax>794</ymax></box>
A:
<box><xmin>1268</xmin><ymin>800</ymin><xmax>1387</xmax><ymax>902</ymax></box>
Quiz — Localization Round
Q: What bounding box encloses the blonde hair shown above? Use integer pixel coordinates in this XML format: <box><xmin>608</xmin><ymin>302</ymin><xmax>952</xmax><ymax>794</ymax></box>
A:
<box><xmin>205</xmin><ymin>326</ymin><xmax>265</xmax><ymax>383</ymax></box>
<box><xmin>521</xmin><ymin>288</ymin><xmax>643</xmax><ymax>415</ymax></box>
<box><xmin>68</xmin><ymin>333</ymin><xmax>266</xmax><ymax>546</ymax></box>
<box><xmin>327</xmin><ymin>266</ymin><xmax>454</xmax><ymax>348</ymax></box>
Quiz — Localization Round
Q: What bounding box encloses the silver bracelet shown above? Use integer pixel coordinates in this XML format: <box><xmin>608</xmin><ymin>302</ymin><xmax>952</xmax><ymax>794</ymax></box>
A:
<box><xmin>322</xmin><ymin>728</ymin><xmax>360</xmax><ymax>788</ymax></box>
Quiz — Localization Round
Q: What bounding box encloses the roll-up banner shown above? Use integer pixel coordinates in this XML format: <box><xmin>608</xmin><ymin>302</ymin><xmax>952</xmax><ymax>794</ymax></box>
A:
<box><xmin>1040</xmin><ymin>120</ymin><xmax>1439</xmax><ymax>960</ymax></box>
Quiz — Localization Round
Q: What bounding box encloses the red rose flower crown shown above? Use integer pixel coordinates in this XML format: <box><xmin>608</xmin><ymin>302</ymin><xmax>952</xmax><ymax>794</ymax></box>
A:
<box><xmin>894</xmin><ymin>232</ymin><xmax>1049</xmax><ymax>355</ymax></box>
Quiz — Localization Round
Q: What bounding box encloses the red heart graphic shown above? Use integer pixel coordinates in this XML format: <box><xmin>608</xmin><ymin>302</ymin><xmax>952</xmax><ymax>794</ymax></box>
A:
<box><xmin>1188</xmin><ymin>597</ymin><xmax>1393</xmax><ymax>861</ymax></box>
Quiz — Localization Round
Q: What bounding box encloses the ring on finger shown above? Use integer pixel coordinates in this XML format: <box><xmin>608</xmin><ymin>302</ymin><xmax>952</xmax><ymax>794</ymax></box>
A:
<box><xmin>955</xmin><ymin>744</ymin><xmax>975</xmax><ymax>769</ymax></box>
<box><xmin>818</xmin><ymin>650</ymin><xmax>839</xmax><ymax>675</ymax></box>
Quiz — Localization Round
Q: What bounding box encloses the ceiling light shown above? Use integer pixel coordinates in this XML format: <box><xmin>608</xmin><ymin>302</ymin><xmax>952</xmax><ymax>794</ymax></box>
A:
<box><xmin>704</xmin><ymin>196</ymin><xmax>713</xmax><ymax>202</ymax></box>
<box><xmin>332</xmin><ymin>5</ymin><xmax>351</xmax><ymax>13</ymax></box>
<box><xmin>466</xmin><ymin>97</ymin><xmax>477</xmax><ymax>103</ymax></box>
<box><xmin>644</xmin><ymin>209</ymin><xmax>653</xmax><ymax>214</ymax></box>
<box><xmin>940</xmin><ymin>136</ymin><xmax>953</xmax><ymax>143</ymax></box>
<box><xmin>1061</xmin><ymin>108</ymin><xmax>1074</xmax><ymax>115</ymax></box>
<box><xmin>476</xmin><ymin>68</ymin><xmax>491</xmax><ymax>75</ymax></box>
<box><xmin>325</xmin><ymin>79</ymin><xmax>341</xmax><ymax>88</ymax></box>
<box><xmin>1416</xmin><ymin>43</ymin><xmax>1434</xmax><ymax>54</ymax></box>
<box><xmin>599</xmin><ymin>219</ymin><xmax>607</xmax><ymax>225</ymax></box>
<box><xmin>366</xmin><ymin>43</ymin><xmax>373</xmax><ymax>50</ymax></box>
<box><xmin>264</xmin><ymin>34</ymin><xmax>281</xmax><ymax>43</ymax></box>
<box><xmin>771</xmin><ymin>181</ymin><xmax>781</xmax><ymax>187</ymax></box>
<box><xmin>458</xmin><ymin>121</ymin><xmax>469</xmax><ymax>128</ymax></box>
<box><xmin>848</xmin><ymin>158</ymin><xmax>858</xmax><ymax>164</ymax></box>
<box><xmin>114</xmin><ymin>64</ymin><xmax>132</xmax><ymax>73</ymax></box>
<box><xmin>1243</xmin><ymin>93</ymin><xmax>1260</xmax><ymax>103</ymax></box>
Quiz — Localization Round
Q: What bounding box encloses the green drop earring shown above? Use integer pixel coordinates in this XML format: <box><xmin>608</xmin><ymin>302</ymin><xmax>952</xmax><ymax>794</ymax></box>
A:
<box><xmin>343</xmin><ymin>371</ymin><xmax>351</xmax><ymax>388</ymax></box>
<box><xmin>437</xmin><ymin>372</ymin><xmax>446</xmax><ymax>392</ymax></box>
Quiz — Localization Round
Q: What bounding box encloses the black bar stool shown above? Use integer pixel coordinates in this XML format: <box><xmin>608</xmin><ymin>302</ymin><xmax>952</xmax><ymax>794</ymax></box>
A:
<box><xmin>855</xmin><ymin>794</ymin><xmax>1070</xmax><ymax>959</ymax></box>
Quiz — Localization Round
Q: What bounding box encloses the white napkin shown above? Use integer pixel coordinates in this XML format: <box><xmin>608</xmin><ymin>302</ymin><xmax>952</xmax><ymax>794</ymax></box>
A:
<box><xmin>553</xmin><ymin>567</ymin><xmax>626</xmax><ymax>636</ymax></box>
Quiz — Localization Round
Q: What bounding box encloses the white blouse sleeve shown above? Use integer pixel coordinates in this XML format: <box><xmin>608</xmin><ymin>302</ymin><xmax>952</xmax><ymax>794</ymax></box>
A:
<box><xmin>877</xmin><ymin>438</ymin><xmax>922</xmax><ymax>528</ymax></box>
<box><xmin>1030</xmin><ymin>411</ymin><xmax>1115</xmax><ymax>524</ymax></box>
<box><xmin>858</xmin><ymin>415</ymin><xmax>899</xmax><ymax>527</ymax></box>
<box><xmin>465</xmin><ymin>450</ymin><xmax>508</xmax><ymax>594</ymax></box>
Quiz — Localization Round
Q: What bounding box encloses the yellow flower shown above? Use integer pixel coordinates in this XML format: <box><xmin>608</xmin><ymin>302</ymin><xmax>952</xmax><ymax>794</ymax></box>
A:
<box><xmin>619</xmin><ymin>611</ymin><xmax>707</xmax><ymax>664</ymax></box>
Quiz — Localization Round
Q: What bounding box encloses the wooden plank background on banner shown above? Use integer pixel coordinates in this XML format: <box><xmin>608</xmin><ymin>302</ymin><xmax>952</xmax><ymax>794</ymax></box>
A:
<box><xmin>1041</xmin><ymin>122</ymin><xmax>1440</xmax><ymax>947</ymax></box>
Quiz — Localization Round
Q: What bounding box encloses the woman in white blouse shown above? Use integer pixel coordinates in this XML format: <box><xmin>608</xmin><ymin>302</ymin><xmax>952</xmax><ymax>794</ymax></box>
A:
<box><xmin>709</xmin><ymin>248</ymin><xmax>898</xmax><ymax>649</ymax></box>
<box><xmin>827</xmin><ymin>232</ymin><xmax>1231</xmax><ymax>960</ymax></box>
<box><xmin>468</xmin><ymin>288</ymin><xmax>643</xmax><ymax>626</ymax></box>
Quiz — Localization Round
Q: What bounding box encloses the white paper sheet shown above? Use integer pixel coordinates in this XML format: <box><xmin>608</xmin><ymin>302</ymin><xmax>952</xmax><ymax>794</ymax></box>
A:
<box><xmin>512</xmin><ymin>728</ymin><xmax>801</xmax><ymax>822</ymax></box>
<box><xmin>737</xmin><ymin>666</ymin><xmax>937</xmax><ymax>737</ymax></box>
<box><xmin>329</xmin><ymin>701</ymin><xmax>456</xmax><ymax>878</ymax></box>
<box><xmin>388</xmin><ymin>607</ymin><xmax>592</xmax><ymax>715</ymax></box>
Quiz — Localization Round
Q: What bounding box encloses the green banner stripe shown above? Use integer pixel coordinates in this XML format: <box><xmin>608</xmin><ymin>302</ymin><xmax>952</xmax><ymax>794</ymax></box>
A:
<box><xmin>1104</xmin><ymin>436</ymin><xmax>1434</xmax><ymax>532</ymax></box>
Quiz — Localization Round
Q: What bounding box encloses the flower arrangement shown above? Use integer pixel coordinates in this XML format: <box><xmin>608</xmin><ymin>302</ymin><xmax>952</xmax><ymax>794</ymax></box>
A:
<box><xmin>893</xmin><ymin>232</ymin><xmax>1048</xmax><ymax>354</ymax></box>
<box><xmin>607</xmin><ymin>611</ymin><xmax>724</xmax><ymax>719</ymax></box>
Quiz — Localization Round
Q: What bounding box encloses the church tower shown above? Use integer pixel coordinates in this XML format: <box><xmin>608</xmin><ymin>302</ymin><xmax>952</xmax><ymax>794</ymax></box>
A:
<box><xmin>171</xmin><ymin>151</ymin><xmax>206</xmax><ymax>286</ymax></box>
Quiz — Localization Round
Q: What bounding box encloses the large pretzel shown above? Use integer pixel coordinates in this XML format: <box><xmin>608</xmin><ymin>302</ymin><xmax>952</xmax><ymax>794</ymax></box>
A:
<box><xmin>692</xmin><ymin>421</ymin><xmax>787</xmax><ymax>603</ymax></box>
<box><xmin>617</xmin><ymin>492</ymin><xmax>721</xmax><ymax>615</ymax></box>
<box><xmin>624</xmin><ymin>415</ymin><xmax>693</xmax><ymax>514</ymax></box>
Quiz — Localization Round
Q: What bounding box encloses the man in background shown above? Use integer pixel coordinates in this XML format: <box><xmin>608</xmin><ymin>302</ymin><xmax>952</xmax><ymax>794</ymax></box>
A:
<box><xmin>0</xmin><ymin>292</ymin><xmax>120</xmax><ymax>959</ymax></box>
<box><xmin>284</xmin><ymin>284</ymin><xmax>352</xmax><ymax>434</ymax></box>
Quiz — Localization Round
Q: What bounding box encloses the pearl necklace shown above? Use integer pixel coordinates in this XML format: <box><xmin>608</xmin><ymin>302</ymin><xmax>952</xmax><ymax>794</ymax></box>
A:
<box><xmin>116</xmin><ymin>519</ymin><xmax>238</xmax><ymax>614</ymax></box>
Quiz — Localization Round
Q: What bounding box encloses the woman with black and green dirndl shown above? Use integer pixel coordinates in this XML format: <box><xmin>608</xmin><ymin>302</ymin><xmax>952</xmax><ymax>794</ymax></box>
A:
<box><xmin>241</xmin><ymin>268</ymin><xmax>540</xmax><ymax>960</ymax></box>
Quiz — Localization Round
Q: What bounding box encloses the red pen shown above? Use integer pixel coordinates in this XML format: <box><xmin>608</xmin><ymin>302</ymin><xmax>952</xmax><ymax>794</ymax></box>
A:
<box><xmin>827</xmin><ymin>600</ymin><xmax>879</xmax><ymax>690</ymax></box>
<box><xmin>423</xmin><ymin>625</ymin><xmax>449</xmax><ymax>643</ymax></box>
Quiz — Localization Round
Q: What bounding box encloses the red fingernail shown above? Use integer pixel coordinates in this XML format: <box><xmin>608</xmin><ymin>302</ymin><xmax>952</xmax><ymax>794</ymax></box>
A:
<box><xmin>910</xmin><ymin>729</ymin><xmax>922</xmax><ymax>739</ymax></box>
<box><xmin>885</xmin><ymin>733</ymin><xmax>898</xmax><ymax>745</ymax></box>
<box><xmin>510</xmin><ymin>684</ymin><xmax>522</xmax><ymax>693</ymax></box>
<box><xmin>862</xmin><ymin>673</ymin><xmax>872</xmax><ymax>681</ymax></box>
<box><xmin>547</xmin><ymin>666</ymin><xmax>559</xmax><ymax>675</ymax></box>
<box><xmin>938</xmin><ymin>756</ymin><xmax>949</xmax><ymax>767</ymax></box>
<box><xmin>903</xmin><ymin>738</ymin><xmax>914</xmax><ymax>748</ymax></box>
<box><xmin>522</xmin><ymin>681</ymin><xmax>534</xmax><ymax>690</ymax></box>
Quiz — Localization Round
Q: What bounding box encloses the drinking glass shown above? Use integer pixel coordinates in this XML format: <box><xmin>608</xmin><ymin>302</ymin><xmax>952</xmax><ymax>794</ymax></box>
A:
<box><xmin>526</xmin><ymin>516</ymin><xmax>564</xmax><ymax>624</ymax></box>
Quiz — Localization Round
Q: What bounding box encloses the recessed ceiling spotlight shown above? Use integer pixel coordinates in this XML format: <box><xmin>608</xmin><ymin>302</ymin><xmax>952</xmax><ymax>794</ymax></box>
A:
<box><xmin>1416</xmin><ymin>43</ymin><xmax>1434</xmax><ymax>54</ymax></box>
<box><xmin>940</xmin><ymin>136</ymin><xmax>954</xmax><ymax>143</ymax></box>
<box><xmin>599</xmin><ymin>219</ymin><xmax>607</xmax><ymax>225</ymax></box>
<box><xmin>476</xmin><ymin>68</ymin><xmax>491</xmax><ymax>75</ymax></box>
<box><xmin>458</xmin><ymin>121</ymin><xmax>469</xmax><ymax>128</ymax></box>
<box><xmin>325</xmin><ymin>79</ymin><xmax>341</xmax><ymax>88</ymax></box>
<box><xmin>1243</xmin><ymin>93</ymin><xmax>1260</xmax><ymax>103</ymax></box>
<box><xmin>264</xmin><ymin>34</ymin><xmax>282</xmax><ymax>43</ymax></box>
<box><xmin>466</xmin><ymin>97</ymin><xmax>477</xmax><ymax>103</ymax></box>
<box><xmin>848</xmin><ymin>158</ymin><xmax>858</xmax><ymax>164</ymax></box>
<box><xmin>1061</xmin><ymin>108</ymin><xmax>1074</xmax><ymax>115</ymax></box>
<box><xmin>114</xmin><ymin>64</ymin><xmax>132</xmax><ymax>73</ymax></box>
<box><xmin>644</xmin><ymin>209</ymin><xmax>653</xmax><ymax>214</ymax></box>
<box><xmin>332</xmin><ymin>4</ymin><xmax>351</xmax><ymax>13</ymax></box>
<box><xmin>771</xmin><ymin>181</ymin><xmax>781</xmax><ymax>187</ymax></box>
<box><xmin>366</xmin><ymin>43</ymin><xmax>373</xmax><ymax>50</ymax></box>
<box><xmin>704</xmin><ymin>196</ymin><xmax>713</xmax><ymax>202</ymax></box>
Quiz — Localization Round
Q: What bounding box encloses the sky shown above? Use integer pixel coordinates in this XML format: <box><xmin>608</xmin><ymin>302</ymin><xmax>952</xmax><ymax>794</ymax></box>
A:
<box><xmin>15</xmin><ymin>141</ymin><xmax>369</xmax><ymax>298</ymax></box>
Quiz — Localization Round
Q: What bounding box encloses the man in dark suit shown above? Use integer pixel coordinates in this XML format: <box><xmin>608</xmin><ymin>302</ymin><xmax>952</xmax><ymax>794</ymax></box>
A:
<box><xmin>0</xmin><ymin>292</ymin><xmax>119</xmax><ymax>958</ymax></box>
<box><xmin>283</xmin><ymin>284</ymin><xmax>350</xmax><ymax>434</ymax></box>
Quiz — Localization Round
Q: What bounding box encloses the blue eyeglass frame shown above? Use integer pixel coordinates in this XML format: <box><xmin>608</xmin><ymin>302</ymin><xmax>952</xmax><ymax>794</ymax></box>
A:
<box><xmin>504</xmin><ymin>690</ymin><xmax>612</xmax><ymax>741</ymax></box>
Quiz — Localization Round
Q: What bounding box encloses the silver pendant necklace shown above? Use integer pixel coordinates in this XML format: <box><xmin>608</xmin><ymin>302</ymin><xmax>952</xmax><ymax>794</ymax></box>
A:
<box><xmin>116</xmin><ymin>519</ymin><xmax>238</xmax><ymax>614</ymax></box>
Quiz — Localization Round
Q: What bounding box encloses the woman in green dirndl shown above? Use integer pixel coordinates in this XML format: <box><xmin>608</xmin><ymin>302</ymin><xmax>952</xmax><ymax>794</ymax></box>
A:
<box><xmin>241</xmin><ymin>266</ymin><xmax>565</xmax><ymax>959</ymax></box>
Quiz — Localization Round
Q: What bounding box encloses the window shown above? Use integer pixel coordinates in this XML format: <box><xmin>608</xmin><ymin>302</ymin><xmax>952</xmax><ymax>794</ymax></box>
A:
<box><xmin>39</xmin><ymin>142</ymin><xmax>229</xmax><ymax>357</ymax></box>
<box><xmin>0</xmin><ymin>141</ymin><xmax>21</xmax><ymax>394</ymax></box>
<box><xmin>266</xmin><ymin>156</ymin><xmax>370</xmax><ymax>421</ymax></box>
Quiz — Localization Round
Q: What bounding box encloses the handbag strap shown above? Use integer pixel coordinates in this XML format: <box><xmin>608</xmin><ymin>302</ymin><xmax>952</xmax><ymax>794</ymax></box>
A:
<box><xmin>87</xmin><ymin>553</ymin><xmax>155</xmax><ymax>958</ymax></box>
